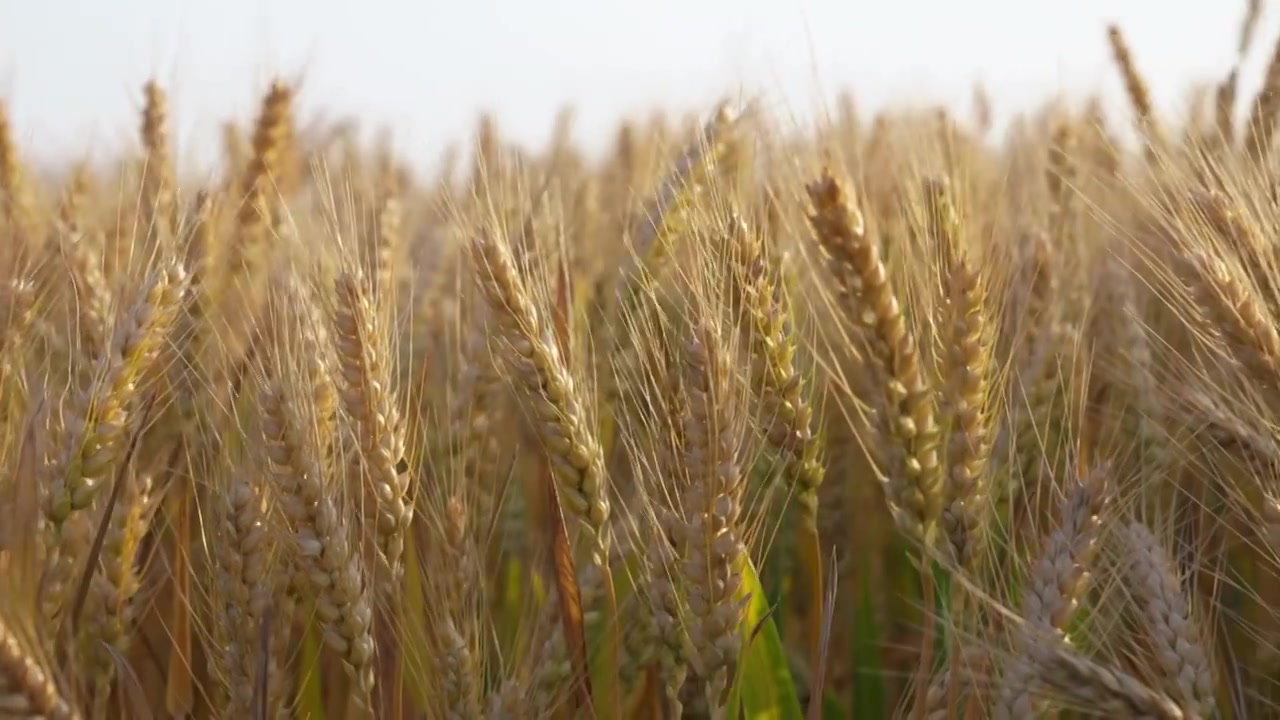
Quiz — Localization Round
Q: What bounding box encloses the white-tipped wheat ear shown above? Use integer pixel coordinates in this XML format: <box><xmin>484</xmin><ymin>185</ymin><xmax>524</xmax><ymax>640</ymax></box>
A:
<box><xmin>646</xmin><ymin>510</ymin><xmax>693</xmax><ymax>713</ymax></box>
<box><xmin>677</xmin><ymin>319</ymin><xmax>748</xmax><ymax>717</ymax></box>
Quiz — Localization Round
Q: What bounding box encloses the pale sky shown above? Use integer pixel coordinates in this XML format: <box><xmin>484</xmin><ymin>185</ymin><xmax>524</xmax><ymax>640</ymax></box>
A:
<box><xmin>0</xmin><ymin>0</ymin><xmax>1270</xmax><ymax>175</ymax></box>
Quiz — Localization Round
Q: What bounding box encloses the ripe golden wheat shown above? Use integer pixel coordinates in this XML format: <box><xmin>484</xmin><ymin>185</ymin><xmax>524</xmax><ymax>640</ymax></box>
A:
<box><xmin>2</xmin><ymin>7</ymin><xmax>1280</xmax><ymax>720</ymax></box>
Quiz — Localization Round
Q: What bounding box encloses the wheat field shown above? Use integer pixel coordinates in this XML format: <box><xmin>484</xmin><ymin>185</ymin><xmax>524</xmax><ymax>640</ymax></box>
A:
<box><xmin>1</xmin><ymin>5</ymin><xmax>1279</xmax><ymax>720</ymax></box>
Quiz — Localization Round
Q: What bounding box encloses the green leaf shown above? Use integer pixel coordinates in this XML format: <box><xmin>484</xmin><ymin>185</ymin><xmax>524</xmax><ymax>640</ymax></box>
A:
<box><xmin>851</xmin><ymin>568</ymin><xmax>886</xmax><ymax>718</ymax></box>
<box><xmin>500</xmin><ymin>556</ymin><xmax>526</xmax><ymax>653</ymax></box>
<box><xmin>727</xmin><ymin>557</ymin><xmax>804</xmax><ymax>720</ymax></box>
<box><xmin>298</xmin><ymin>620</ymin><xmax>325</xmax><ymax>720</ymax></box>
<box><xmin>822</xmin><ymin>691</ymin><xmax>849</xmax><ymax>720</ymax></box>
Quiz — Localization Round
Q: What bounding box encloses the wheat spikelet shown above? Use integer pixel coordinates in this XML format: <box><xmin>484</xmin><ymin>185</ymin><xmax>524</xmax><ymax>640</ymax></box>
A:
<box><xmin>928</xmin><ymin>179</ymin><xmax>993</xmax><ymax>570</ymax></box>
<box><xmin>1107</xmin><ymin>24</ymin><xmax>1164</xmax><ymax>157</ymax></box>
<box><xmin>1121</xmin><ymin>521</ymin><xmax>1215</xmax><ymax>717</ymax></box>
<box><xmin>676</xmin><ymin>319</ymin><xmax>748</xmax><ymax>717</ymax></box>
<box><xmin>372</xmin><ymin>177</ymin><xmax>403</xmax><ymax>300</ymax></box>
<box><xmin>235</xmin><ymin>80</ymin><xmax>293</xmax><ymax>267</ymax></box>
<box><xmin>726</xmin><ymin>212</ymin><xmax>823</xmax><ymax>524</ymax></box>
<box><xmin>46</xmin><ymin>263</ymin><xmax>185</xmax><ymax>519</ymax></box>
<box><xmin>261</xmin><ymin>288</ymin><xmax>376</xmax><ymax>714</ymax></box>
<box><xmin>806</xmin><ymin>168</ymin><xmax>942</xmax><ymax>541</ymax></box>
<box><xmin>994</xmin><ymin>465</ymin><xmax>1111</xmax><ymax>719</ymax></box>
<box><xmin>41</xmin><ymin>264</ymin><xmax>186</xmax><ymax>624</ymax></box>
<box><xmin>332</xmin><ymin>270</ymin><xmax>411</xmax><ymax>589</ymax></box>
<box><xmin>1186</xmin><ymin>249</ymin><xmax>1280</xmax><ymax>379</ymax></box>
<box><xmin>79</xmin><ymin>471</ymin><xmax>155</xmax><ymax>715</ymax></box>
<box><xmin>438</xmin><ymin>617</ymin><xmax>484</xmax><ymax>720</ymax></box>
<box><xmin>56</xmin><ymin>162</ymin><xmax>93</xmax><ymax>229</ymax></box>
<box><xmin>469</xmin><ymin>228</ymin><xmax>611</xmax><ymax>566</ymax></box>
<box><xmin>429</xmin><ymin>496</ymin><xmax>484</xmax><ymax>719</ymax></box>
<box><xmin>0</xmin><ymin>613</ymin><xmax>78</xmax><ymax>720</ymax></box>
<box><xmin>0</xmin><ymin>101</ymin><xmax>33</xmax><ymax>247</ymax></box>
<box><xmin>139</xmin><ymin>80</ymin><xmax>176</xmax><ymax>244</ymax></box>
<box><xmin>56</xmin><ymin>222</ymin><xmax>112</xmax><ymax>357</ymax></box>
<box><xmin>1215</xmin><ymin>68</ymin><xmax>1239</xmax><ymax>147</ymax></box>
<box><xmin>0</xmin><ymin>276</ymin><xmax>36</xmax><ymax>396</ymax></box>
<box><xmin>1034</xmin><ymin>641</ymin><xmax>1184</xmax><ymax>719</ymax></box>
<box><xmin>1245</xmin><ymin>26</ymin><xmax>1280</xmax><ymax>161</ymax></box>
<box><xmin>210</xmin><ymin>453</ymin><xmax>285</xmax><ymax>718</ymax></box>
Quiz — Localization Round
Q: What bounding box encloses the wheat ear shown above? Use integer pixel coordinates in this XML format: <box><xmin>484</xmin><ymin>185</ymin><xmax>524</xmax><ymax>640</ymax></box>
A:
<box><xmin>80</xmin><ymin>472</ymin><xmax>155</xmax><ymax>715</ymax></box>
<box><xmin>994</xmin><ymin>465</ymin><xmax>1111</xmax><ymax>719</ymax></box>
<box><xmin>1033</xmin><ymin>641</ymin><xmax>1184</xmax><ymax>720</ymax></box>
<box><xmin>332</xmin><ymin>270</ymin><xmax>411</xmax><ymax>589</ymax></box>
<box><xmin>0</xmin><ymin>613</ymin><xmax>78</xmax><ymax>720</ymax></box>
<box><xmin>1121</xmin><ymin>521</ymin><xmax>1215</xmax><ymax>717</ymax></box>
<box><xmin>806</xmin><ymin>168</ymin><xmax>942</xmax><ymax>541</ymax></box>
<box><xmin>929</xmin><ymin>181</ymin><xmax>993</xmax><ymax>570</ymax></box>
<box><xmin>469</xmin><ymin>228</ymin><xmax>611</xmax><ymax>565</ymax></box>
<box><xmin>261</xmin><ymin>306</ymin><xmax>376</xmax><ymax>714</ymax></box>
<box><xmin>677</xmin><ymin>320</ymin><xmax>748</xmax><ymax>717</ymax></box>
<box><xmin>42</xmin><ymin>264</ymin><xmax>186</xmax><ymax>624</ymax></box>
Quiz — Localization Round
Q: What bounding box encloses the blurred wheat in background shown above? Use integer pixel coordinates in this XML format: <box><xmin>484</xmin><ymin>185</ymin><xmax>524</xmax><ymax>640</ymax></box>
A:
<box><xmin>4</xmin><ymin>1</ymin><xmax>1280</xmax><ymax>719</ymax></box>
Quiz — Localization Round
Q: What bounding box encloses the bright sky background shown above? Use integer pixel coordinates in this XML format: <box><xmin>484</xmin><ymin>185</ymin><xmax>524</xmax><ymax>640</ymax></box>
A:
<box><xmin>0</xmin><ymin>0</ymin><xmax>1272</xmax><ymax>175</ymax></box>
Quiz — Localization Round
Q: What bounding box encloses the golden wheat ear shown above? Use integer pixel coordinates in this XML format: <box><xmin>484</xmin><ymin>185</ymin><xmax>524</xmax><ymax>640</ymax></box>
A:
<box><xmin>0</xmin><ymin>611</ymin><xmax>80</xmax><ymax>720</ymax></box>
<box><xmin>806</xmin><ymin>168</ymin><xmax>942</xmax><ymax>543</ymax></box>
<box><xmin>331</xmin><ymin>269</ymin><xmax>411</xmax><ymax>592</ymax></box>
<box><xmin>0</xmin><ymin>409</ymin><xmax>75</xmax><ymax>718</ymax></box>
<box><xmin>1245</xmin><ymin>25</ymin><xmax>1280</xmax><ymax>162</ymax></box>
<box><xmin>139</xmin><ymin>80</ymin><xmax>176</xmax><ymax>247</ymax></box>
<box><xmin>1107</xmin><ymin>24</ymin><xmax>1165</xmax><ymax>161</ymax></box>
<box><xmin>0</xmin><ymin>394</ymin><xmax>50</xmax><ymax>624</ymax></box>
